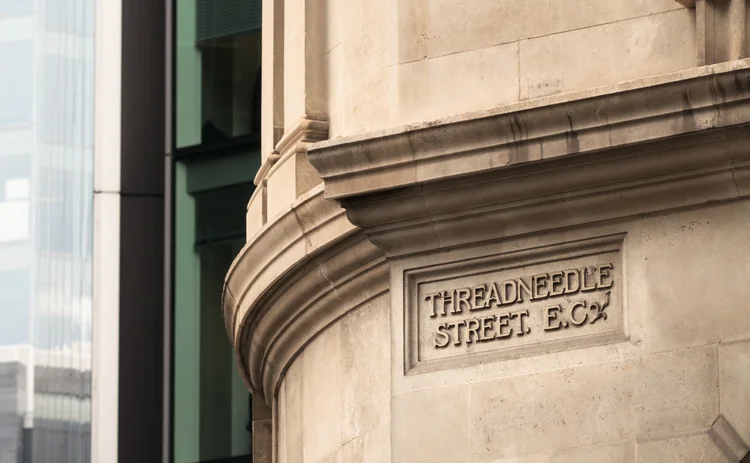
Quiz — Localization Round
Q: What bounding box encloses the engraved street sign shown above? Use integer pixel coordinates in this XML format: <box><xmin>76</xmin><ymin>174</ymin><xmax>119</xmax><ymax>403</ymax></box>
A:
<box><xmin>404</xmin><ymin>234</ymin><xmax>626</xmax><ymax>374</ymax></box>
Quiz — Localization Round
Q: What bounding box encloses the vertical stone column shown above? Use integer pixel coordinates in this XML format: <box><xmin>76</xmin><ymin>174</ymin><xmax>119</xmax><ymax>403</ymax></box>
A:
<box><xmin>282</xmin><ymin>0</ymin><xmax>327</xmax><ymax>128</ymax></box>
<box><xmin>250</xmin><ymin>395</ymin><xmax>272</xmax><ymax>463</ymax></box>
<box><xmin>262</xmin><ymin>0</ymin><xmax>328</xmax><ymax>218</ymax></box>
<box><xmin>689</xmin><ymin>0</ymin><xmax>750</xmax><ymax>64</ymax></box>
<box><xmin>260</xmin><ymin>0</ymin><xmax>285</xmax><ymax>164</ymax></box>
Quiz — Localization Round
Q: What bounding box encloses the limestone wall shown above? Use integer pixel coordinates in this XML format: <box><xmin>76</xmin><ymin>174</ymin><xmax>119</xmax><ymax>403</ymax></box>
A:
<box><xmin>389</xmin><ymin>200</ymin><xmax>750</xmax><ymax>462</ymax></box>
<box><xmin>262</xmin><ymin>200</ymin><xmax>750</xmax><ymax>463</ymax></box>
<box><xmin>326</xmin><ymin>0</ymin><xmax>695</xmax><ymax>136</ymax></box>
<box><xmin>251</xmin><ymin>0</ymin><xmax>699</xmax><ymax>237</ymax></box>
<box><xmin>276</xmin><ymin>293</ymin><xmax>391</xmax><ymax>463</ymax></box>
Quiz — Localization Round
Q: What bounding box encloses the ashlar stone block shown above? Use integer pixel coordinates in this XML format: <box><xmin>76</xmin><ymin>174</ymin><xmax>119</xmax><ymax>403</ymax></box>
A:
<box><xmin>520</xmin><ymin>9</ymin><xmax>695</xmax><ymax>99</ymax></box>
<box><xmin>468</xmin><ymin>346</ymin><xmax>718</xmax><ymax>461</ymax></box>
<box><xmin>340</xmin><ymin>293</ymin><xmax>390</xmax><ymax>443</ymax></box>
<box><xmin>719</xmin><ymin>340</ymin><xmax>750</xmax><ymax>446</ymax></box>
<box><xmin>302</xmin><ymin>322</ymin><xmax>342</xmax><ymax>463</ymax></box>
<box><xmin>487</xmin><ymin>440</ymin><xmax>635</xmax><ymax>463</ymax></box>
<box><xmin>392</xmin><ymin>385</ymin><xmax>470</xmax><ymax>463</ymax></box>
<box><xmin>637</xmin><ymin>433</ymin><xmax>731</xmax><ymax>463</ymax></box>
<box><xmin>397</xmin><ymin>0</ymin><xmax>683</xmax><ymax>63</ymax></box>
<box><xmin>641</xmin><ymin>201</ymin><xmax>750</xmax><ymax>353</ymax></box>
<box><xmin>390</xmin><ymin>42</ymin><xmax>518</xmax><ymax>126</ymax></box>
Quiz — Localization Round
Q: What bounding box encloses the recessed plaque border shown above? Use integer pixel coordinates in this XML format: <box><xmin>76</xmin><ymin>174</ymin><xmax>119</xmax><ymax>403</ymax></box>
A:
<box><xmin>403</xmin><ymin>233</ymin><xmax>628</xmax><ymax>375</ymax></box>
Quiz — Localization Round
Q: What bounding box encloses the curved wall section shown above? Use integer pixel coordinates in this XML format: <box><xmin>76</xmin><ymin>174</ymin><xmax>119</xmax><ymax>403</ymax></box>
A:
<box><xmin>276</xmin><ymin>293</ymin><xmax>391</xmax><ymax>463</ymax></box>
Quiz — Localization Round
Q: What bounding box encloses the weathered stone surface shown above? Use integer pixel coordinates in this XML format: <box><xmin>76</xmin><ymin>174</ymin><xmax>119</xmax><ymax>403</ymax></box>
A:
<box><xmin>719</xmin><ymin>341</ymin><xmax>750</xmax><ymax>446</ymax></box>
<box><xmin>228</xmin><ymin>2</ymin><xmax>750</xmax><ymax>462</ymax></box>
<box><xmin>341</xmin><ymin>294</ymin><xmax>390</xmax><ymax>442</ymax></box>
<box><xmin>470</xmin><ymin>360</ymin><xmax>633</xmax><ymax>460</ymax></box>
<box><xmin>282</xmin><ymin>360</ymin><xmax>304</xmax><ymax>463</ymax></box>
<box><xmin>252</xmin><ymin>419</ymin><xmax>273</xmax><ymax>463</ymax></box>
<box><xmin>488</xmin><ymin>441</ymin><xmax>635</xmax><ymax>463</ymax></box>
<box><xmin>520</xmin><ymin>9</ymin><xmax>695</xmax><ymax>99</ymax></box>
<box><xmin>642</xmin><ymin>202</ymin><xmax>750</xmax><ymax>353</ymax></box>
<box><xmin>637</xmin><ymin>433</ymin><xmax>731</xmax><ymax>463</ymax></box>
<box><xmin>302</xmin><ymin>323</ymin><xmax>342</xmax><ymax>463</ymax></box>
<box><xmin>392</xmin><ymin>385</ymin><xmax>469</xmax><ymax>463</ymax></box>
<box><xmin>398</xmin><ymin>0</ymin><xmax>683</xmax><ymax>63</ymax></box>
<box><xmin>468</xmin><ymin>345</ymin><xmax>716</xmax><ymax>460</ymax></box>
<box><xmin>391</xmin><ymin>42</ymin><xmax>519</xmax><ymax>126</ymax></box>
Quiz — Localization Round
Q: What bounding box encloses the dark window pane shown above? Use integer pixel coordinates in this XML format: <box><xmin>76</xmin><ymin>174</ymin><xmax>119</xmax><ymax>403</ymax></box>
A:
<box><xmin>175</xmin><ymin>0</ymin><xmax>262</xmax><ymax>149</ymax></box>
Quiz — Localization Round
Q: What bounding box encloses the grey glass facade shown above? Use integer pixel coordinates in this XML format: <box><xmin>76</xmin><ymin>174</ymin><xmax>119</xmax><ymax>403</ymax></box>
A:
<box><xmin>0</xmin><ymin>0</ymin><xmax>94</xmax><ymax>461</ymax></box>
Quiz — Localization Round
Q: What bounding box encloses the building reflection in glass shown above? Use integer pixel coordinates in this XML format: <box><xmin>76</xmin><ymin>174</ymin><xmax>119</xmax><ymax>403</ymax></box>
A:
<box><xmin>0</xmin><ymin>0</ymin><xmax>94</xmax><ymax>461</ymax></box>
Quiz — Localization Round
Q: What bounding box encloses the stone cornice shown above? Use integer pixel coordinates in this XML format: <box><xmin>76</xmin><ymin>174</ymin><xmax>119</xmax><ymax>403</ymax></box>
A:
<box><xmin>223</xmin><ymin>183</ymin><xmax>354</xmax><ymax>341</ymax></box>
<box><xmin>307</xmin><ymin>61</ymin><xmax>750</xmax><ymax>259</ymax></box>
<box><xmin>243</xmin><ymin>235</ymin><xmax>387</xmax><ymax>405</ymax></box>
<box><xmin>339</xmin><ymin>126</ymin><xmax>750</xmax><ymax>258</ymax></box>
<box><xmin>308</xmin><ymin>59</ymin><xmax>750</xmax><ymax>200</ymax></box>
<box><xmin>223</xmin><ymin>183</ymin><xmax>389</xmax><ymax>405</ymax></box>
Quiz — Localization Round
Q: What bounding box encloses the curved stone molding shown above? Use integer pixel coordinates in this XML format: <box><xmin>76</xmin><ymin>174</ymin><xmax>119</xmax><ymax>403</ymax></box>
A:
<box><xmin>309</xmin><ymin>59</ymin><xmax>750</xmax><ymax>201</ymax></box>
<box><xmin>270</xmin><ymin>115</ymin><xmax>329</xmax><ymax>172</ymax></box>
<box><xmin>247</xmin><ymin>235</ymin><xmax>387</xmax><ymax>404</ymax></box>
<box><xmin>222</xmin><ymin>183</ymin><xmax>388</xmax><ymax>404</ymax></box>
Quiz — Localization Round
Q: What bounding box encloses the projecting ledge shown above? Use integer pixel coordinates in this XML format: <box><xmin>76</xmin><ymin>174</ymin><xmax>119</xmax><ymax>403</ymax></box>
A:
<box><xmin>308</xmin><ymin>59</ymin><xmax>750</xmax><ymax>201</ymax></box>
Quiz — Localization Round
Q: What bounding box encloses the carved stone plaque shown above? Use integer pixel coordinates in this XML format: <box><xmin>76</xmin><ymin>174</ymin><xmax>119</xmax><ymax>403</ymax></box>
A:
<box><xmin>404</xmin><ymin>234</ymin><xmax>626</xmax><ymax>374</ymax></box>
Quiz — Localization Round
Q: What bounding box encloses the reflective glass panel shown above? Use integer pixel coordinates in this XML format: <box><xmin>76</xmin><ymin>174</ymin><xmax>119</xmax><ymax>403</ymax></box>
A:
<box><xmin>0</xmin><ymin>0</ymin><xmax>95</xmax><ymax>461</ymax></box>
<box><xmin>175</xmin><ymin>0</ymin><xmax>262</xmax><ymax>149</ymax></box>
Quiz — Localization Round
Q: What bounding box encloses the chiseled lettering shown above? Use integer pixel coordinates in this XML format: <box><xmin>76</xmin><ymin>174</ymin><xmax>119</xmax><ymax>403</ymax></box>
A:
<box><xmin>455</xmin><ymin>288</ymin><xmax>471</xmax><ymax>314</ymax></box>
<box><xmin>500</xmin><ymin>280</ymin><xmax>517</xmax><ymax>305</ymax></box>
<box><xmin>532</xmin><ymin>273</ymin><xmax>549</xmax><ymax>300</ymax></box>
<box><xmin>470</xmin><ymin>284</ymin><xmax>487</xmax><ymax>311</ymax></box>
<box><xmin>434</xmin><ymin>323</ymin><xmax>451</xmax><ymax>348</ymax></box>
<box><xmin>442</xmin><ymin>290</ymin><xmax>455</xmax><ymax>315</ymax></box>
<box><xmin>544</xmin><ymin>305</ymin><xmax>563</xmax><ymax>331</ymax></box>
<box><xmin>496</xmin><ymin>314</ymin><xmax>513</xmax><ymax>338</ymax></box>
<box><xmin>564</xmin><ymin>269</ymin><xmax>580</xmax><ymax>294</ymax></box>
<box><xmin>569</xmin><ymin>301</ymin><xmax>588</xmax><ymax>326</ymax></box>
<box><xmin>517</xmin><ymin>277</ymin><xmax>533</xmax><ymax>303</ymax></box>
<box><xmin>485</xmin><ymin>282</ymin><xmax>501</xmax><ymax>307</ymax></box>
<box><xmin>510</xmin><ymin>309</ymin><xmax>530</xmax><ymax>336</ymax></box>
<box><xmin>466</xmin><ymin>318</ymin><xmax>481</xmax><ymax>344</ymax></box>
<box><xmin>581</xmin><ymin>267</ymin><xmax>597</xmax><ymax>292</ymax></box>
<box><xmin>425</xmin><ymin>292</ymin><xmax>441</xmax><ymax>318</ymax></box>
<box><xmin>549</xmin><ymin>271</ymin><xmax>564</xmax><ymax>296</ymax></box>
<box><xmin>450</xmin><ymin>320</ymin><xmax>466</xmax><ymax>345</ymax></box>
<box><xmin>598</xmin><ymin>263</ymin><xmax>614</xmax><ymax>289</ymax></box>
<box><xmin>426</xmin><ymin>260</ymin><xmax>618</xmax><ymax>349</ymax></box>
<box><xmin>479</xmin><ymin>316</ymin><xmax>495</xmax><ymax>341</ymax></box>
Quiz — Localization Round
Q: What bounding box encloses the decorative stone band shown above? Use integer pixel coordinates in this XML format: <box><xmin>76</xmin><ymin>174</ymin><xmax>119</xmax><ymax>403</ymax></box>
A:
<box><xmin>222</xmin><ymin>183</ymin><xmax>389</xmax><ymax>405</ymax></box>
<box><xmin>308</xmin><ymin>59</ymin><xmax>750</xmax><ymax>201</ymax></box>
<box><xmin>307</xmin><ymin>59</ymin><xmax>750</xmax><ymax>258</ymax></box>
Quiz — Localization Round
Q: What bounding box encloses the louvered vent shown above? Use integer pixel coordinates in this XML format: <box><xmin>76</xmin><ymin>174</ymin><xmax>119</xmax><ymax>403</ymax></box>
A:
<box><xmin>196</xmin><ymin>0</ymin><xmax>261</xmax><ymax>43</ymax></box>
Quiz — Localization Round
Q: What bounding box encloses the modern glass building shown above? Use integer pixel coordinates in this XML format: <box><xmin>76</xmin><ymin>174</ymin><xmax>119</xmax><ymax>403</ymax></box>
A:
<box><xmin>0</xmin><ymin>0</ymin><xmax>262</xmax><ymax>462</ymax></box>
<box><xmin>0</xmin><ymin>0</ymin><xmax>94</xmax><ymax>461</ymax></box>
<box><xmin>171</xmin><ymin>0</ymin><xmax>262</xmax><ymax>461</ymax></box>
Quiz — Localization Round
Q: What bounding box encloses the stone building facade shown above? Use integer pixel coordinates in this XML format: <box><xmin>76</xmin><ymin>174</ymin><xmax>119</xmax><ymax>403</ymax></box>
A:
<box><xmin>223</xmin><ymin>0</ymin><xmax>750</xmax><ymax>461</ymax></box>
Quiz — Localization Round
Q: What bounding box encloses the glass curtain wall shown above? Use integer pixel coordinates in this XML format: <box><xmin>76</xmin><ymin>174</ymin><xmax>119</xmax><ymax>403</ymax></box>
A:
<box><xmin>0</xmin><ymin>0</ymin><xmax>95</xmax><ymax>462</ymax></box>
<box><xmin>173</xmin><ymin>1</ymin><xmax>262</xmax><ymax>462</ymax></box>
